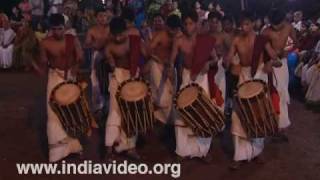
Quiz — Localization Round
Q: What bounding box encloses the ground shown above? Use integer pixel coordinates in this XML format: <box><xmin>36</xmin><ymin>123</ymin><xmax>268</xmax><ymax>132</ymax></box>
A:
<box><xmin>0</xmin><ymin>71</ymin><xmax>319</xmax><ymax>180</ymax></box>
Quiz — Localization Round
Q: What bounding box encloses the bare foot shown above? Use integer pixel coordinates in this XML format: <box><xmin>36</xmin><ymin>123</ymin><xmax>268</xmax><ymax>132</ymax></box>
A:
<box><xmin>229</xmin><ymin>161</ymin><xmax>241</xmax><ymax>171</ymax></box>
<box><xmin>105</xmin><ymin>147</ymin><xmax>115</xmax><ymax>162</ymax></box>
<box><xmin>201</xmin><ymin>154</ymin><xmax>213</xmax><ymax>164</ymax></box>
<box><xmin>253</xmin><ymin>155</ymin><xmax>266</xmax><ymax>164</ymax></box>
<box><xmin>126</xmin><ymin>149</ymin><xmax>141</xmax><ymax>161</ymax></box>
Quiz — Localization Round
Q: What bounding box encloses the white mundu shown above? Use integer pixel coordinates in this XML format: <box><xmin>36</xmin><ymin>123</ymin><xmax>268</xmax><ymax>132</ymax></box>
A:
<box><xmin>175</xmin><ymin>59</ymin><xmax>226</xmax><ymax>158</ymax></box>
<box><xmin>47</xmin><ymin>69</ymin><xmax>82</xmax><ymax>162</ymax></box>
<box><xmin>231</xmin><ymin>65</ymin><xmax>268</xmax><ymax>162</ymax></box>
<box><xmin>149</xmin><ymin>56</ymin><xmax>174</xmax><ymax>124</ymax></box>
<box><xmin>0</xmin><ymin>28</ymin><xmax>16</xmax><ymax>68</ymax></box>
<box><xmin>273</xmin><ymin>57</ymin><xmax>291</xmax><ymax>129</ymax></box>
<box><xmin>105</xmin><ymin>68</ymin><xmax>138</xmax><ymax>152</ymax></box>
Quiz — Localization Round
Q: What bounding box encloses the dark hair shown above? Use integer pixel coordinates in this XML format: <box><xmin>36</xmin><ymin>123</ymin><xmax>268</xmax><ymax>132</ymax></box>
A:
<box><xmin>166</xmin><ymin>14</ymin><xmax>181</xmax><ymax>29</ymax></box>
<box><xmin>239</xmin><ymin>11</ymin><xmax>255</xmax><ymax>23</ymax></box>
<box><xmin>110</xmin><ymin>17</ymin><xmax>127</xmax><ymax>35</ymax></box>
<box><xmin>208</xmin><ymin>11</ymin><xmax>222</xmax><ymax>21</ymax></box>
<box><xmin>95</xmin><ymin>7</ymin><xmax>106</xmax><ymax>16</ymax></box>
<box><xmin>152</xmin><ymin>13</ymin><xmax>164</xmax><ymax>21</ymax></box>
<box><xmin>182</xmin><ymin>10</ymin><xmax>199</xmax><ymax>23</ymax></box>
<box><xmin>269</xmin><ymin>9</ymin><xmax>286</xmax><ymax>25</ymax></box>
<box><xmin>49</xmin><ymin>14</ymin><xmax>65</xmax><ymax>27</ymax></box>
<box><xmin>222</xmin><ymin>15</ymin><xmax>234</xmax><ymax>23</ymax></box>
<box><xmin>121</xmin><ymin>7</ymin><xmax>135</xmax><ymax>22</ymax></box>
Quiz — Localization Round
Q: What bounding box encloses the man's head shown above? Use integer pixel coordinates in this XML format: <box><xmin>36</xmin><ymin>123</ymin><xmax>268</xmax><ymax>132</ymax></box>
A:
<box><xmin>96</xmin><ymin>8</ymin><xmax>108</xmax><ymax>26</ymax></box>
<box><xmin>172</xmin><ymin>0</ymin><xmax>179</xmax><ymax>10</ymax></box>
<box><xmin>152</xmin><ymin>13</ymin><xmax>165</xmax><ymax>31</ymax></box>
<box><xmin>110</xmin><ymin>17</ymin><xmax>127</xmax><ymax>43</ymax></box>
<box><xmin>208</xmin><ymin>12</ymin><xmax>222</xmax><ymax>32</ymax></box>
<box><xmin>269</xmin><ymin>9</ymin><xmax>286</xmax><ymax>31</ymax></box>
<box><xmin>166</xmin><ymin>14</ymin><xmax>181</xmax><ymax>36</ymax></box>
<box><xmin>121</xmin><ymin>7</ymin><xmax>135</xmax><ymax>24</ymax></box>
<box><xmin>293</xmin><ymin>11</ymin><xmax>303</xmax><ymax>23</ymax></box>
<box><xmin>222</xmin><ymin>15</ymin><xmax>234</xmax><ymax>33</ymax></box>
<box><xmin>239</xmin><ymin>11</ymin><xmax>255</xmax><ymax>34</ymax></box>
<box><xmin>49</xmin><ymin>14</ymin><xmax>65</xmax><ymax>39</ymax></box>
<box><xmin>182</xmin><ymin>10</ymin><xmax>198</xmax><ymax>36</ymax></box>
<box><xmin>2</xmin><ymin>15</ymin><xmax>9</xmax><ymax>29</ymax></box>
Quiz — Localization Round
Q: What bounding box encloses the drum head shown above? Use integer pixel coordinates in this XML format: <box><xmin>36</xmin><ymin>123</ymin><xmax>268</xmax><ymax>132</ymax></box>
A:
<box><xmin>238</xmin><ymin>81</ymin><xmax>264</xmax><ymax>99</ymax></box>
<box><xmin>54</xmin><ymin>83</ymin><xmax>81</xmax><ymax>105</ymax></box>
<box><xmin>177</xmin><ymin>86</ymin><xmax>199</xmax><ymax>108</ymax></box>
<box><xmin>120</xmin><ymin>81</ymin><xmax>148</xmax><ymax>102</ymax></box>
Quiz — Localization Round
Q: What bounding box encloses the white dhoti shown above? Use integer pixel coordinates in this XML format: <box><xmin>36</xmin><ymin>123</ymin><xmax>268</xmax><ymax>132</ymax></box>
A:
<box><xmin>305</xmin><ymin>64</ymin><xmax>320</xmax><ymax>104</ymax></box>
<box><xmin>105</xmin><ymin>68</ymin><xmax>137</xmax><ymax>152</ymax></box>
<box><xmin>149</xmin><ymin>59</ymin><xmax>174</xmax><ymax>124</ymax></box>
<box><xmin>175</xmin><ymin>69</ymin><xmax>212</xmax><ymax>158</ymax></box>
<box><xmin>231</xmin><ymin>65</ymin><xmax>267</xmax><ymax>161</ymax></box>
<box><xmin>215</xmin><ymin>59</ymin><xmax>226</xmax><ymax>102</ymax></box>
<box><xmin>47</xmin><ymin>69</ymin><xmax>82</xmax><ymax>162</ymax></box>
<box><xmin>0</xmin><ymin>45</ymin><xmax>14</xmax><ymax>68</ymax></box>
<box><xmin>273</xmin><ymin>58</ymin><xmax>291</xmax><ymax>129</ymax></box>
<box><xmin>90</xmin><ymin>50</ymin><xmax>105</xmax><ymax>111</ymax></box>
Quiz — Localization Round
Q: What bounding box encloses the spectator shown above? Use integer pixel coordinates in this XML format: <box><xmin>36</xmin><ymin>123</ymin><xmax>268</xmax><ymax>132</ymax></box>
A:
<box><xmin>170</xmin><ymin>0</ymin><xmax>181</xmax><ymax>18</ymax></box>
<box><xmin>193</xmin><ymin>1</ymin><xmax>207</xmax><ymax>22</ymax></box>
<box><xmin>18</xmin><ymin>0</ymin><xmax>32</xmax><ymax>21</ymax></box>
<box><xmin>292</xmin><ymin>11</ymin><xmax>303</xmax><ymax>31</ymax></box>
<box><xmin>0</xmin><ymin>15</ymin><xmax>16</xmax><ymax>69</ymax></box>
<box><xmin>30</xmin><ymin>0</ymin><xmax>44</xmax><ymax>30</ymax></box>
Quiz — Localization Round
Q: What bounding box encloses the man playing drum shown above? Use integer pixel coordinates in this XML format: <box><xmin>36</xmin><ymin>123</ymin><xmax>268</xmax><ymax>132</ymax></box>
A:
<box><xmin>225</xmin><ymin>11</ymin><xmax>278</xmax><ymax>169</ymax></box>
<box><xmin>147</xmin><ymin>14</ymin><xmax>182</xmax><ymax>124</ymax></box>
<box><xmin>262</xmin><ymin>9</ymin><xmax>297</xmax><ymax>141</ymax></box>
<box><xmin>170</xmin><ymin>10</ymin><xmax>221</xmax><ymax>163</ymax></box>
<box><xmin>37</xmin><ymin>14</ymin><xmax>84</xmax><ymax>162</ymax></box>
<box><xmin>85</xmin><ymin>8</ymin><xmax>113</xmax><ymax>118</ymax></box>
<box><xmin>104</xmin><ymin>17</ymin><xmax>146</xmax><ymax>160</ymax></box>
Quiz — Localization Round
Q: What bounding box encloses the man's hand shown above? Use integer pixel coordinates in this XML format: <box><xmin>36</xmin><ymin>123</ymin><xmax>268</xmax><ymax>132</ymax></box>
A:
<box><xmin>263</xmin><ymin>61</ymin><xmax>273</xmax><ymax>73</ymax></box>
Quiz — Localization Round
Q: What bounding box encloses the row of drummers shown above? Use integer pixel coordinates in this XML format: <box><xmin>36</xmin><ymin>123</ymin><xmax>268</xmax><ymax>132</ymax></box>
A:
<box><xmin>49</xmin><ymin>53</ymin><xmax>280</xmax><ymax>166</ymax></box>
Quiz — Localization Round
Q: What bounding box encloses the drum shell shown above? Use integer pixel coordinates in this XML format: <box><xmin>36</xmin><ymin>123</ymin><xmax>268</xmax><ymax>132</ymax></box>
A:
<box><xmin>175</xmin><ymin>84</ymin><xmax>225</xmax><ymax>138</ymax></box>
<box><xmin>234</xmin><ymin>80</ymin><xmax>279</xmax><ymax>138</ymax></box>
<box><xmin>50</xmin><ymin>82</ymin><xmax>93</xmax><ymax>139</ymax></box>
<box><xmin>116</xmin><ymin>78</ymin><xmax>155</xmax><ymax>137</ymax></box>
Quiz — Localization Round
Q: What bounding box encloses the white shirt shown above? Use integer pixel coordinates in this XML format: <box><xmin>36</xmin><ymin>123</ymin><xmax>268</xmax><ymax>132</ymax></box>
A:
<box><xmin>1</xmin><ymin>28</ymin><xmax>16</xmax><ymax>46</ymax></box>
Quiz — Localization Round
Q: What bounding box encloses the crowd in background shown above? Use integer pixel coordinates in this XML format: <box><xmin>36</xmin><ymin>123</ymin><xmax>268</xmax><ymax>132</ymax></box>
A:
<box><xmin>0</xmin><ymin>0</ymin><xmax>319</xmax><ymax>105</ymax></box>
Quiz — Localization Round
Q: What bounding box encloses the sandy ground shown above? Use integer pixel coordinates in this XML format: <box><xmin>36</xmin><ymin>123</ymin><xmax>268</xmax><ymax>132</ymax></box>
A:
<box><xmin>0</xmin><ymin>71</ymin><xmax>319</xmax><ymax>180</ymax></box>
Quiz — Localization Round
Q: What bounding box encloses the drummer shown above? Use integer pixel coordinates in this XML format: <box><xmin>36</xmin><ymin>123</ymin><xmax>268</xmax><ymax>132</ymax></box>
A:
<box><xmin>170</xmin><ymin>10</ymin><xmax>220</xmax><ymax>163</ymax></box>
<box><xmin>36</xmin><ymin>14</ymin><xmax>84</xmax><ymax>162</ymax></box>
<box><xmin>262</xmin><ymin>9</ymin><xmax>297</xmax><ymax>142</ymax></box>
<box><xmin>147</xmin><ymin>14</ymin><xmax>182</xmax><ymax>125</ymax></box>
<box><xmin>85</xmin><ymin>8</ymin><xmax>113</xmax><ymax>118</ymax></box>
<box><xmin>225</xmin><ymin>11</ymin><xmax>278</xmax><ymax>169</ymax></box>
<box><xmin>104</xmin><ymin>17</ymin><xmax>146</xmax><ymax>160</ymax></box>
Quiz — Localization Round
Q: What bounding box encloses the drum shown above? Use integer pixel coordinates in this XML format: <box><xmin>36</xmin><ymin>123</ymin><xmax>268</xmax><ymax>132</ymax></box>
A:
<box><xmin>234</xmin><ymin>80</ymin><xmax>279</xmax><ymax>138</ymax></box>
<box><xmin>50</xmin><ymin>81</ymin><xmax>93</xmax><ymax>138</ymax></box>
<box><xmin>116</xmin><ymin>78</ymin><xmax>154</xmax><ymax>137</ymax></box>
<box><xmin>174</xmin><ymin>83</ymin><xmax>225</xmax><ymax>137</ymax></box>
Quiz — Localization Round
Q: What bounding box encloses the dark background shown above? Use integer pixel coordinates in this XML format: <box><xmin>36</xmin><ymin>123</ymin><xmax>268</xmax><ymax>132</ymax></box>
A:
<box><xmin>0</xmin><ymin>0</ymin><xmax>320</xmax><ymax>19</ymax></box>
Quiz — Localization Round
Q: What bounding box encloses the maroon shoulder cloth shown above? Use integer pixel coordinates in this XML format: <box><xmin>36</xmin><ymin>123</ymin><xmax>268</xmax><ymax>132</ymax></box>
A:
<box><xmin>191</xmin><ymin>34</ymin><xmax>224</xmax><ymax>106</ymax></box>
<box><xmin>129</xmin><ymin>35</ymin><xmax>142</xmax><ymax>76</ymax></box>
<box><xmin>64</xmin><ymin>34</ymin><xmax>77</xmax><ymax>70</ymax></box>
<box><xmin>251</xmin><ymin>34</ymin><xmax>280</xmax><ymax>114</ymax></box>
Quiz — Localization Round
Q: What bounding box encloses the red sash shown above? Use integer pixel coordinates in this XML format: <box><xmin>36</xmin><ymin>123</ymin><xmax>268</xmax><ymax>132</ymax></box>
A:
<box><xmin>191</xmin><ymin>34</ymin><xmax>224</xmax><ymax>106</ymax></box>
<box><xmin>129</xmin><ymin>35</ymin><xmax>142</xmax><ymax>76</ymax></box>
<box><xmin>251</xmin><ymin>35</ymin><xmax>280</xmax><ymax>114</ymax></box>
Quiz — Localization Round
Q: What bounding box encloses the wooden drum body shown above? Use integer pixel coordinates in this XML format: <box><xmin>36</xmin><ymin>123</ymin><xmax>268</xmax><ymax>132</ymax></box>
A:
<box><xmin>116</xmin><ymin>78</ymin><xmax>154</xmax><ymax>137</ymax></box>
<box><xmin>234</xmin><ymin>80</ymin><xmax>279</xmax><ymax>138</ymax></box>
<box><xmin>50</xmin><ymin>81</ymin><xmax>93</xmax><ymax>138</ymax></box>
<box><xmin>174</xmin><ymin>83</ymin><xmax>225</xmax><ymax>138</ymax></box>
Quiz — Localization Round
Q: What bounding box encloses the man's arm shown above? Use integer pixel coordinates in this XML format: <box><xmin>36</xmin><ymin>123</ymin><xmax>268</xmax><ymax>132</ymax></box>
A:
<box><xmin>169</xmin><ymin>37</ymin><xmax>180</xmax><ymax>66</ymax></box>
<box><xmin>224</xmin><ymin>37</ymin><xmax>237</xmax><ymax>69</ymax></box>
<box><xmin>84</xmin><ymin>29</ymin><xmax>93</xmax><ymax>49</ymax></box>
<box><xmin>105</xmin><ymin>45</ymin><xmax>116</xmax><ymax>72</ymax></box>
<box><xmin>74</xmin><ymin>37</ymin><xmax>84</xmax><ymax>64</ymax></box>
